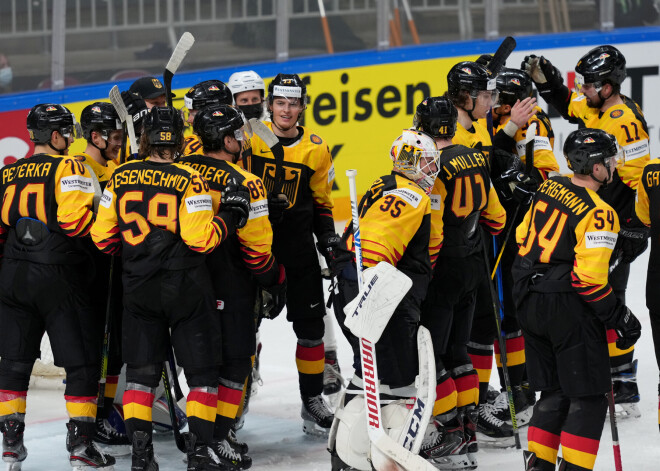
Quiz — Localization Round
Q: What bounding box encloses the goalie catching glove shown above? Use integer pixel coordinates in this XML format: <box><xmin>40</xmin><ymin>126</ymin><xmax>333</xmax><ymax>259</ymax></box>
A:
<box><xmin>220</xmin><ymin>183</ymin><xmax>251</xmax><ymax>229</ymax></box>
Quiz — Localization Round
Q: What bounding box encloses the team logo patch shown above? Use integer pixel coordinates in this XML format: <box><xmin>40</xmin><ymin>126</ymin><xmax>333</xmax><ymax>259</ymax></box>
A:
<box><xmin>46</xmin><ymin>106</ymin><xmax>57</xmax><ymax>111</ymax></box>
<box><xmin>422</xmin><ymin>99</ymin><xmax>428</xmax><ymax>105</ymax></box>
<box><xmin>461</xmin><ymin>67</ymin><xmax>472</xmax><ymax>75</ymax></box>
<box><xmin>92</xmin><ymin>106</ymin><xmax>101</xmax><ymax>113</ymax></box>
<box><xmin>212</xmin><ymin>111</ymin><xmax>223</xmax><ymax>116</ymax></box>
<box><xmin>598</xmin><ymin>53</ymin><xmax>610</xmax><ymax>60</ymax></box>
<box><xmin>310</xmin><ymin>134</ymin><xmax>323</xmax><ymax>145</ymax></box>
<box><xmin>207</xmin><ymin>85</ymin><xmax>219</xmax><ymax>91</ymax></box>
<box><xmin>152</xmin><ymin>78</ymin><xmax>163</xmax><ymax>88</ymax></box>
<box><xmin>511</xmin><ymin>78</ymin><xmax>521</xmax><ymax>86</ymax></box>
<box><xmin>263</xmin><ymin>163</ymin><xmax>300</xmax><ymax>207</ymax></box>
<box><xmin>610</xmin><ymin>109</ymin><xmax>624</xmax><ymax>119</ymax></box>
<box><xmin>583</xmin><ymin>137</ymin><xmax>595</xmax><ymax>143</ymax></box>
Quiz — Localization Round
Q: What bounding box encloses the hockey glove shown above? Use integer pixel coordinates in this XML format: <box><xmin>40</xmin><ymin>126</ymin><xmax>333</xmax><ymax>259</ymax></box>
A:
<box><xmin>616</xmin><ymin>225</ymin><xmax>650</xmax><ymax>265</ymax></box>
<box><xmin>613</xmin><ymin>305</ymin><xmax>642</xmax><ymax>351</ymax></box>
<box><xmin>521</xmin><ymin>55</ymin><xmax>563</xmax><ymax>92</ymax></box>
<box><xmin>221</xmin><ymin>184</ymin><xmax>251</xmax><ymax>229</ymax></box>
<box><xmin>267</xmin><ymin>192</ymin><xmax>289</xmax><ymax>225</ymax></box>
<box><xmin>317</xmin><ymin>233</ymin><xmax>353</xmax><ymax>278</ymax></box>
<box><xmin>500</xmin><ymin>168</ymin><xmax>539</xmax><ymax>205</ymax></box>
<box><xmin>262</xmin><ymin>264</ymin><xmax>287</xmax><ymax>320</ymax></box>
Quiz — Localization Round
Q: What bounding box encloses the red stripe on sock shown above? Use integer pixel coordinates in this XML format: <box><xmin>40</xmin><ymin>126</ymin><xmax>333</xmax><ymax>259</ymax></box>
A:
<box><xmin>435</xmin><ymin>377</ymin><xmax>457</xmax><ymax>400</ymax></box>
<box><xmin>296</xmin><ymin>343</ymin><xmax>324</xmax><ymax>362</ymax></box>
<box><xmin>606</xmin><ymin>329</ymin><xmax>618</xmax><ymax>343</ymax></box>
<box><xmin>123</xmin><ymin>389</ymin><xmax>155</xmax><ymax>408</ymax></box>
<box><xmin>217</xmin><ymin>386</ymin><xmax>243</xmax><ymax>406</ymax></box>
<box><xmin>188</xmin><ymin>390</ymin><xmax>217</xmax><ymax>408</ymax></box>
<box><xmin>505</xmin><ymin>336</ymin><xmax>525</xmax><ymax>353</ymax></box>
<box><xmin>528</xmin><ymin>426</ymin><xmax>560</xmax><ymax>449</ymax></box>
<box><xmin>560</xmin><ymin>431</ymin><xmax>600</xmax><ymax>455</ymax></box>
<box><xmin>454</xmin><ymin>372</ymin><xmax>479</xmax><ymax>393</ymax></box>
<box><xmin>468</xmin><ymin>352</ymin><xmax>493</xmax><ymax>370</ymax></box>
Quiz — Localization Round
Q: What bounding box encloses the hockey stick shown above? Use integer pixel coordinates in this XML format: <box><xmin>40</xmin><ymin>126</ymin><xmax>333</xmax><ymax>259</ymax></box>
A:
<box><xmin>249</xmin><ymin>118</ymin><xmax>286</xmax><ymax>195</ymax></box>
<box><xmin>317</xmin><ymin>0</ymin><xmax>334</xmax><ymax>53</ymax></box>
<box><xmin>607</xmin><ymin>381</ymin><xmax>624</xmax><ymax>471</ymax></box>
<box><xmin>109</xmin><ymin>85</ymin><xmax>138</xmax><ymax>160</ymax></box>
<box><xmin>167</xmin><ymin>345</ymin><xmax>184</xmax><ymax>402</ymax></box>
<box><xmin>163</xmin><ymin>32</ymin><xmax>195</xmax><ymax>109</ymax></box>
<box><xmin>491</xmin><ymin>122</ymin><xmax>537</xmax><ymax>279</ymax></box>
<box><xmin>345</xmin><ymin>169</ymin><xmax>436</xmax><ymax>471</ymax></box>
<box><xmin>162</xmin><ymin>355</ymin><xmax>186</xmax><ymax>453</ymax></box>
<box><xmin>486</xmin><ymin>36</ymin><xmax>517</xmax><ymax>76</ymax></box>
<box><xmin>97</xmin><ymin>257</ymin><xmax>114</xmax><ymax>411</ymax></box>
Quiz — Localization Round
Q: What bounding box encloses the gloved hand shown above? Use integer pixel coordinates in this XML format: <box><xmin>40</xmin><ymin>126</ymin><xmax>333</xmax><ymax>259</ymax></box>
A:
<box><xmin>221</xmin><ymin>184</ymin><xmax>251</xmax><ymax>229</ymax></box>
<box><xmin>317</xmin><ymin>232</ymin><xmax>353</xmax><ymax>278</ymax></box>
<box><xmin>613</xmin><ymin>305</ymin><xmax>642</xmax><ymax>350</ymax></box>
<box><xmin>267</xmin><ymin>192</ymin><xmax>289</xmax><ymax>225</ymax></box>
<box><xmin>616</xmin><ymin>226</ymin><xmax>650</xmax><ymax>264</ymax></box>
<box><xmin>262</xmin><ymin>264</ymin><xmax>287</xmax><ymax>319</ymax></box>
<box><xmin>521</xmin><ymin>55</ymin><xmax>563</xmax><ymax>92</ymax></box>
<box><xmin>475</xmin><ymin>54</ymin><xmax>493</xmax><ymax>67</ymax></box>
<box><xmin>500</xmin><ymin>168</ymin><xmax>539</xmax><ymax>205</ymax></box>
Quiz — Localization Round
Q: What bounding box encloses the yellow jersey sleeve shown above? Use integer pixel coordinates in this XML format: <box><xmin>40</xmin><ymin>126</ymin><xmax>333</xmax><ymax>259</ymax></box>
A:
<box><xmin>429</xmin><ymin>179</ymin><xmax>445</xmax><ymax>268</ymax></box>
<box><xmin>481</xmin><ymin>184</ymin><xmax>506</xmax><ymax>235</ymax></box>
<box><xmin>183</xmin><ymin>134</ymin><xmax>204</xmax><ymax>156</ymax></box>
<box><xmin>635</xmin><ymin>158</ymin><xmax>659</xmax><ymax>227</ymax></box>
<box><xmin>54</xmin><ymin>157</ymin><xmax>96</xmax><ymax>237</ymax></box>
<box><xmin>91</xmin><ymin>178</ymin><xmax>121</xmax><ymax>255</ymax></box>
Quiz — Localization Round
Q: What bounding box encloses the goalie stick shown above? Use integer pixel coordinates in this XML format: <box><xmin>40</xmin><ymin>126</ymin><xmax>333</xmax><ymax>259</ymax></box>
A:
<box><xmin>344</xmin><ymin>169</ymin><xmax>436</xmax><ymax>471</ymax></box>
<box><xmin>163</xmin><ymin>32</ymin><xmax>195</xmax><ymax>109</ymax></box>
<box><xmin>109</xmin><ymin>85</ymin><xmax>138</xmax><ymax>161</ymax></box>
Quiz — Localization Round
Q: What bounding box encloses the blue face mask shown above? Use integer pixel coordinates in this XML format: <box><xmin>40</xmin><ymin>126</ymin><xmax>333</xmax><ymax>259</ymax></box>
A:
<box><xmin>0</xmin><ymin>67</ymin><xmax>12</xmax><ymax>88</ymax></box>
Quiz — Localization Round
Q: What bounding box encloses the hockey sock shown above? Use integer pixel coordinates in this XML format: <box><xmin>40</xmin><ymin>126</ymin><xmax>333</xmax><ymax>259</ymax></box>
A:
<box><xmin>295</xmin><ymin>339</ymin><xmax>324</xmax><ymax>396</ymax></box>
<box><xmin>527</xmin><ymin>390</ymin><xmax>570</xmax><ymax>466</ymax></box>
<box><xmin>495</xmin><ymin>331</ymin><xmax>525</xmax><ymax>387</ymax></box>
<box><xmin>467</xmin><ymin>341</ymin><xmax>494</xmax><ymax>404</ymax></box>
<box><xmin>432</xmin><ymin>369</ymin><xmax>457</xmax><ymax>422</ymax></box>
<box><xmin>65</xmin><ymin>395</ymin><xmax>97</xmax><ymax>424</ymax></box>
<box><xmin>527</xmin><ymin>426</ymin><xmax>560</xmax><ymax>466</ymax></box>
<box><xmin>0</xmin><ymin>390</ymin><xmax>26</xmax><ymax>420</ymax></box>
<box><xmin>215</xmin><ymin>379</ymin><xmax>244</xmax><ymax>441</ymax></box>
<box><xmin>560</xmin><ymin>395</ymin><xmax>607</xmax><ymax>470</ymax></box>
<box><xmin>453</xmin><ymin>366</ymin><xmax>479</xmax><ymax>408</ymax></box>
<box><xmin>187</xmin><ymin>386</ymin><xmax>218</xmax><ymax>446</ymax></box>
<box><xmin>607</xmin><ymin>328</ymin><xmax>634</xmax><ymax>372</ymax></box>
<box><xmin>99</xmin><ymin>375</ymin><xmax>119</xmax><ymax>418</ymax></box>
<box><xmin>123</xmin><ymin>383</ymin><xmax>155</xmax><ymax>439</ymax></box>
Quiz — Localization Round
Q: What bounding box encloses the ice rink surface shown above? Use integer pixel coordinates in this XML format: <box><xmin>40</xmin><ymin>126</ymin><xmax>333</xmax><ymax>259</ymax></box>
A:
<box><xmin>16</xmin><ymin>249</ymin><xmax>660</xmax><ymax>470</ymax></box>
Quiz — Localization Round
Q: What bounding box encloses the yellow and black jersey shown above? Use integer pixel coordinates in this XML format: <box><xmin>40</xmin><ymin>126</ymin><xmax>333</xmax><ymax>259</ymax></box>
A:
<box><xmin>516</xmin><ymin>175</ymin><xmax>620</xmax><ymax>320</ymax></box>
<box><xmin>635</xmin><ymin>158</ymin><xmax>660</xmax><ymax>265</ymax></box>
<box><xmin>496</xmin><ymin>107</ymin><xmax>559</xmax><ymax>179</ymax></box>
<box><xmin>74</xmin><ymin>153</ymin><xmax>113</xmax><ymax>190</ymax></box>
<box><xmin>244</xmin><ymin>122</ymin><xmax>335</xmax><ymax>264</ymax></box>
<box><xmin>431</xmin><ymin>144</ymin><xmax>506</xmax><ymax>258</ymax></box>
<box><xmin>180</xmin><ymin>154</ymin><xmax>279</xmax><ymax>289</ymax></box>
<box><xmin>183</xmin><ymin>134</ymin><xmax>204</xmax><ymax>157</ymax></box>
<box><xmin>91</xmin><ymin>158</ymin><xmax>231</xmax><ymax>290</ymax></box>
<box><xmin>453</xmin><ymin>120</ymin><xmax>492</xmax><ymax>161</ymax></box>
<box><xmin>346</xmin><ymin>173</ymin><xmax>432</xmax><ymax>303</ymax></box>
<box><xmin>0</xmin><ymin>153</ymin><xmax>95</xmax><ymax>239</ymax></box>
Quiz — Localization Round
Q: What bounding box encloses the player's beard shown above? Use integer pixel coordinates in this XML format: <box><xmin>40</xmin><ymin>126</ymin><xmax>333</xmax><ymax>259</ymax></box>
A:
<box><xmin>586</xmin><ymin>93</ymin><xmax>603</xmax><ymax>109</ymax></box>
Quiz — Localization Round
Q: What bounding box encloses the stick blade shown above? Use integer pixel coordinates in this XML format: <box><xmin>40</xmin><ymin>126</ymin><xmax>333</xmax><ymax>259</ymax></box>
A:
<box><xmin>250</xmin><ymin>118</ymin><xmax>279</xmax><ymax>148</ymax></box>
<box><xmin>109</xmin><ymin>85</ymin><xmax>128</xmax><ymax>123</ymax></box>
<box><xmin>166</xmin><ymin>32</ymin><xmax>195</xmax><ymax>74</ymax></box>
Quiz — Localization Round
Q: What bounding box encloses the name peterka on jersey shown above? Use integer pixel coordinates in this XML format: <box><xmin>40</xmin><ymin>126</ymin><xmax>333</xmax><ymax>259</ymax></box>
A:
<box><xmin>3</xmin><ymin>162</ymin><xmax>52</xmax><ymax>184</ymax></box>
<box><xmin>538</xmin><ymin>179</ymin><xmax>590</xmax><ymax>216</ymax></box>
<box><xmin>441</xmin><ymin>151</ymin><xmax>487</xmax><ymax>180</ymax></box>
<box><xmin>113</xmin><ymin>167</ymin><xmax>189</xmax><ymax>191</ymax></box>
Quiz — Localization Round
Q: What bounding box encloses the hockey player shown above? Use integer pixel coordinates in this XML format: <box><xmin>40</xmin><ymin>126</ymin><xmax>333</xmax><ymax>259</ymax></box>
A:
<box><xmin>522</xmin><ymin>45</ymin><xmax>650</xmax><ymax>415</ymax></box>
<box><xmin>227</xmin><ymin>70</ymin><xmax>266</xmax><ymax>121</ymax></box>
<box><xmin>182</xmin><ymin>80</ymin><xmax>234</xmax><ymax>156</ymax></box>
<box><xmin>128</xmin><ymin>76</ymin><xmax>172</xmax><ymax>109</ymax></box>
<box><xmin>0</xmin><ymin>103</ymin><xmax>115</xmax><ymax>469</ymax></box>
<box><xmin>242</xmin><ymin>73</ymin><xmax>341</xmax><ymax>436</ymax></box>
<box><xmin>180</xmin><ymin>104</ymin><xmax>287</xmax><ymax>468</ymax></box>
<box><xmin>91</xmin><ymin>106</ymin><xmax>251</xmax><ymax>470</ymax></box>
<box><xmin>331</xmin><ymin>129</ymin><xmax>440</xmax><ymax>470</ymax></box>
<box><xmin>413</xmin><ymin>96</ymin><xmax>507</xmax><ymax>468</ymax></box>
<box><xmin>77</xmin><ymin>102</ymin><xmax>131</xmax><ymax>448</ymax></box>
<box><xmin>515</xmin><ymin>128</ymin><xmax>641</xmax><ymax>471</ymax></box>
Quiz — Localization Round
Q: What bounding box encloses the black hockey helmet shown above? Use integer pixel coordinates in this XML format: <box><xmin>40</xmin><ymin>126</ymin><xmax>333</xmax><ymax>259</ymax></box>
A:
<box><xmin>413</xmin><ymin>96</ymin><xmax>458</xmax><ymax>139</ymax></box>
<box><xmin>80</xmin><ymin>102</ymin><xmax>121</xmax><ymax>141</ymax></box>
<box><xmin>184</xmin><ymin>80</ymin><xmax>233</xmax><ymax>111</ymax></box>
<box><xmin>143</xmin><ymin>106</ymin><xmax>184</xmax><ymax>147</ymax></box>
<box><xmin>575</xmin><ymin>45</ymin><xmax>626</xmax><ymax>88</ymax></box>
<box><xmin>563</xmin><ymin>128</ymin><xmax>619</xmax><ymax>175</ymax></box>
<box><xmin>447</xmin><ymin>61</ymin><xmax>496</xmax><ymax>99</ymax></box>
<box><xmin>496</xmin><ymin>68</ymin><xmax>533</xmax><ymax>106</ymax></box>
<box><xmin>268</xmin><ymin>73</ymin><xmax>307</xmax><ymax>109</ymax></box>
<box><xmin>26</xmin><ymin>103</ymin><xmax>81</xmax><ymax>144</ymax></box>
<box><xmin>193</xmin><ymin>104</ymin><xmax>249</xmax><ymax>152</ymax></box>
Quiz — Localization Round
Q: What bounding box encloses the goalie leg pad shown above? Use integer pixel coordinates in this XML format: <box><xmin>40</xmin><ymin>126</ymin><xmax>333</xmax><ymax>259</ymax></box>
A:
<box><xmin>335</xmin><ymin>393</ymin><xmax>371</xmax><ymax>470</ymax></box>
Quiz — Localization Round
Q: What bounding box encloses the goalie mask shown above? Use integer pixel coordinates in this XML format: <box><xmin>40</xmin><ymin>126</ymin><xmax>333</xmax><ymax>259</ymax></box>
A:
<box><xmin>413</xmin><ymin>96</ymin><xmax>458</xmax><ymax>139</ymax></box>
<box><xmin>27</xmin><ymin>103</ymin><xmax>82</xmax><ymax>154</ymax></box>
<box><xmin>390</xmin><ymin>129</ymin><xmax>441</xmax><ymax>193</ymax></box>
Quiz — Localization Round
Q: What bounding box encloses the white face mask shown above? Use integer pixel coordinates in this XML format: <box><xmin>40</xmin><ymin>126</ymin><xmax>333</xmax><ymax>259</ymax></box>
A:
<box><xmin>0</xmin><ymin>67</ymin><xmax>12</xmax><ymax>88</ymax></box>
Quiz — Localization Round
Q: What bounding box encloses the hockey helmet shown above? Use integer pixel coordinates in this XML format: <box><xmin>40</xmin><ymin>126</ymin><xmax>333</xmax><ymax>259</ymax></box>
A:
<box><xmin>228</xmin><ymin>70</ymin><xmax>265</xmax><ymax>98</ymax></box>
<box><xmin>447</xmin><ymin>61</ymin><xmax>497</xmax><ymax>100</ymax></box>
<box><xmin>80</xmin><ymin>102</ymin><xmax>121</xmax><ymax>141</ymax></box>
<box><xmin>496</xmin><ymin>68</ymin><xmax>533</xmax><ymax>107</ymax></box>
<box><xmin>184</xmin><ymin>80</ymin><xmax>233</xmax><ymax>111</ymax></box>
<box><xmin>268</xmin><ymin>73</ymin><xmax>307</xmax><ymax>109</ymax></box>
<box><xmin>193</xmin><ymin>104</ymin><xmax>250</xmax><ymax>152</ymax></box>
<box><xmin>563</xmin><ymin>128</ymin><xmax>622</xmax><ymax>175</ymax></box>
<box><xmin>574</xmin><ymin>45</ymin><xmax>626</xmax><ymax>92</ymax></box>
<box><xmin>26</xmin><ymin>103</ymin><xmax>81</xmax><ymax>144</ymax></box>
<box><xmin>143</xmin><ymin>106</ymin><xmax>184</xmax><ymax>148</ymax></box>
<box><xmin>413</xmin><ymin>96</ymin><xmax>458</xmax><ymax>139</ymax></box>
<box><xmin>389</xmin><ymin>129</ymin><xmax>441</xmax><ymax>192</ymax></box>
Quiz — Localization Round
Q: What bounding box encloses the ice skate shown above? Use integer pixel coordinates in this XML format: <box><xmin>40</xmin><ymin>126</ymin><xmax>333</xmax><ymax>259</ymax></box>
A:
<box><xmin>66</xmin><ymin>421</ymin><xmax>116</xmax><ymax>470</ymax></box>
<box><xmin>301</xmin><ymin>394</ymin><xmax>334</xmax><ymax>437</ymax></box>
<box><xmin>475</xmin><ymin>403</ymin><xmax>514</xmax><ymax>448</ymax></box>
<box><xmin>2</xmin><ymin>420</ymin><xmax>27</xmax><ymax>471</ymax></box>
<box><xmin>250</xmin><ymin>341</ymin><xmax>262</xmax><ymax>398</ymax></box>
<box><xmin>419</xmin><ymin>419</ymin><xmax>470</xmax><ymax>469</ymax></box>
<box><xmin>226</xmin><ymin>428</ymin><xmax>248</xmax><ymax>455</ymax></box>
<box><xmin>93</xmin><ymin>417</ymin><xmax>131</xmax><ymax>456</ymax></box>
<box><xmin>210</xmin><ymin>438</ymin><xmax>251</xmax><ymax>470</ymax></box>
<box><xmin>463</xmin><ymin>407</ymin><xmax>478</xmax><ymax>470</ymax></box>
<box><xmin>183</xmin><ymin>432</ymin><xmax>224</xmax><ymax>471</ymax></box>
<box><xmin>490</xmin><ymin>388</ymin><xmax>532</xmax><ymax>427</ymax></box>
<box><xmin>611</xmin><ymin>360</ymin><xmax>641</xmax><ymax>419</ymax></box>
<box><xmin>130</xmin><ymin>431</ymin><xmax>158</xmax><ymax>471</ymax></box>
<box><xmin>323</xmin><ymin>350</ymin><xmax>344</xmax><ymax>396</ymax></box>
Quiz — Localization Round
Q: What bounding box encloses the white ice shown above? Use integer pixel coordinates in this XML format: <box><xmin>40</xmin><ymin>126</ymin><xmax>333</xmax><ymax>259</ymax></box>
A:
<box><xmin>17</xmin><ymin>249</ymin><xmax>660</xmax><ymax>470</ymax></box>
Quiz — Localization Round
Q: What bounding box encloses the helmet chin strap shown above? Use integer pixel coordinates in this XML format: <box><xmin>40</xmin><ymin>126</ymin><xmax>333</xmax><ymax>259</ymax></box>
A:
<box><xmin>590</xmin><ymin>165</ymin><xmax>611</xmax><ymax>189</ymax></box>
<box><xmin>48</xmin><ymin>140</ymin><xmax>67</xmax><ymax>156</ymax></box>
<box><xmin>91</xmin><ymin>137</ymin><xmax>113</xmax><ymax>161</ymax></box>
